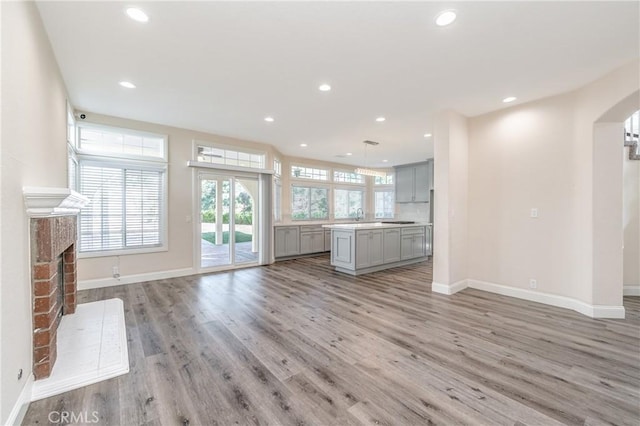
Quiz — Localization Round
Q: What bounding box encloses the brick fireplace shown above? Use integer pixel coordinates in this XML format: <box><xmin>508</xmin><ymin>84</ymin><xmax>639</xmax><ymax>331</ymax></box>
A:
<box><xmin>31</xmin><ymin>216</ymin><xmax>78</xmax><ymax>379</ymax></box>
<box><xmin>24</xmin><ymin>187</ymin><xmax>89</xmax><ymax>380</ymax></box>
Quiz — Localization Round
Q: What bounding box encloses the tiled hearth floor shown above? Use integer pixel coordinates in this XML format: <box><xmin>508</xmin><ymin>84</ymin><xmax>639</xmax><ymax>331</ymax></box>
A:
<box><xmin>31</xmin><ymin>298</ymin><xmax>129</xmax><ymax>401</ymax></box>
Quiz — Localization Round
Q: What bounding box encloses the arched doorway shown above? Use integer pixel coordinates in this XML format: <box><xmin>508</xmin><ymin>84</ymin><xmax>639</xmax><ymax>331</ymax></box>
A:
<box><xmin>592</xmin><ymin>91</ymin><xmax>640</xmax><ymax>313</ymax></box>
<box><xmin>623</xmin><ymin>110</ymin><xmax>640</xmax><ymax>296</ymax></box>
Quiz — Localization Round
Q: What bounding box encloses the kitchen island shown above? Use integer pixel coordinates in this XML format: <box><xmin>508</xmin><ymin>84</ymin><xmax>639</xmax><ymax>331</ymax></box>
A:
<box><xmin>323</xmin><ymin>222</ymin><xmax>431</xmax><ymax>275</ymax></box>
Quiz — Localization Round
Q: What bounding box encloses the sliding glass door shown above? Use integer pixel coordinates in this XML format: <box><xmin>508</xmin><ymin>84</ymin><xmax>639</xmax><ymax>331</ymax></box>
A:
<box><xmin>199</xmin><ymin>173</ymin><xmax>259</xmax><ymax>269</ymax></box>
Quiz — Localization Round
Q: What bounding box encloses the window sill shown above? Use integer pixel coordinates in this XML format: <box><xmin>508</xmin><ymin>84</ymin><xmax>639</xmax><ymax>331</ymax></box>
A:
<box><xmin>78</xmin><ymin>245</ymin><xmax>168</xmax><ymax>259</ymax></box>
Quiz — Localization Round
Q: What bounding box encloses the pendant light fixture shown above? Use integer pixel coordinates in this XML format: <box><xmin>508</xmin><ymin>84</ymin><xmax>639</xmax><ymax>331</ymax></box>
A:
<box><xmin>354</xmin><ymin>140</ymin><xmax>387</xmax><ymax>178</ymax></box>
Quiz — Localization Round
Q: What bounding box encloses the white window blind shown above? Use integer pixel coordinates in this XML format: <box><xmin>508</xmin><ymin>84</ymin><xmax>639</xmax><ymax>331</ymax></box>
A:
<box><xmin>79</xmin><ymin>162</ymin><xmax>164</xmax><ymax>253</ymax></box>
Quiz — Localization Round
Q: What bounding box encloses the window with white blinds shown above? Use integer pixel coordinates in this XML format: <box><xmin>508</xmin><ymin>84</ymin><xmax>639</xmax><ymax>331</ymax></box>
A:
<box><xmin>79</xmin><ymin>164</ymin><xmax>164</xmax><ymax>252</ymax></box>
<box><xmin>72</xmin><ymin>124</ymin><xmax>168</xmax><ymax>256</ymax></box>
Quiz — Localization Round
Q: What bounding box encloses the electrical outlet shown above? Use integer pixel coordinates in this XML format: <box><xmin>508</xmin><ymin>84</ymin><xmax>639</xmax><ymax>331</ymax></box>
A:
<box><xmin>530</xmin><ymin>208</ymin><xmax>539</xmax><ymax>218</ymax></box>
<box><xmin>112</xmin><ymin>265</ymin><xmax>120</xmax><ymax>279</ymax></box>
<box><xmin>529</xmin><ymin>279</ymin><xmax>537</xmax><ymax>289</ymax></box>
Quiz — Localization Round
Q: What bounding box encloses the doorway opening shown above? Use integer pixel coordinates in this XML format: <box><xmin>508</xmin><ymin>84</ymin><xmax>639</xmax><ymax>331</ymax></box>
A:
<box><xmin>198</xmin><ymin>173</ymin><xmax>259</xmax><ymax>270</ymax></box>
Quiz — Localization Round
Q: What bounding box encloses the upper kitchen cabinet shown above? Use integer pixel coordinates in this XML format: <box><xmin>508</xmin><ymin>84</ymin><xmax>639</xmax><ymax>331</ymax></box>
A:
<box><xmin>394</xmin><ymin>160</ymin><xmax>432</xmax><ymax>203</ymax></box>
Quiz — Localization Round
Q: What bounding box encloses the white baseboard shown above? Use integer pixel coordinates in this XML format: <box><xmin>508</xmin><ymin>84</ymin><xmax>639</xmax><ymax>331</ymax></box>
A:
<box><xmin>78</xmin><ymin>267</ymin><xmax>195</xmax><ymax>290</ymax></box>
<box><xmin>466</xmin><ymin>279</ymin><xmax>625</xmax><ymax>319</ymax></box>
<box><xmin>623</xmin><ymin>285</ymin><xmax>640</xmax><ymax>296</ymax></box>
<box><xmin>5</xmin><ymin>373</ymin><xmax>34</xmax><ymax>426</ymax></box>
<box><xmin>433</xmin><ymin>278</ymin><xmax>625</xmax><ymax>319</ymax></box>
<box><xmin>432</xmin><ymin>280</ymin><xmax>468</xmax><ymax>295</ymax></box>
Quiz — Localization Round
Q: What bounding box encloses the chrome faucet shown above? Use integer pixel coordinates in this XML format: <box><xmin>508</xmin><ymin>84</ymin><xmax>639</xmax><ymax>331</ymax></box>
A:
<box><xmin>355</xmin><ymin>208</ymin><xmax>364</xmax><ymax>221</ymax></box>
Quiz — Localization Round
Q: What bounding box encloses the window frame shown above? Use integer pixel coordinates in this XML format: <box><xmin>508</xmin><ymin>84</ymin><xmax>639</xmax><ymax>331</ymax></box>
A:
<box><xmin>333</xmin><ymin>170</ymin><xmax>365</xmax><ymax>185</ymax></box>
<box><xmin>194</xmin><ymin>140</ymin><xmax>266</xmax><ymax>170</ymax></box>
<box><xmin>77</xmin><ymin>123</ymin><xmax>168</xmax><ymax>162</ymax></box>
<box><xmin>333</xmin><ymin>186</ymin><xmax>366</xmax><ymax>220</ymax></box>
<box><xmin>290</xmin><ymin>183</ymin><xmax>330</xmax><ymax>221</ymax></box>
<box><xmin>72</xmin><ymin>123</ymin><xmax>169</xmax><ymax>258</ymax></box>
<box><xmin>374</xmin><ymin>188</ymin><xmax>395</xmax><ymax>219</ymax></box>
<box><xmin>290</xmin><ymin>164</ymin><xmax>330</xmax><ymax>181</ymax></box>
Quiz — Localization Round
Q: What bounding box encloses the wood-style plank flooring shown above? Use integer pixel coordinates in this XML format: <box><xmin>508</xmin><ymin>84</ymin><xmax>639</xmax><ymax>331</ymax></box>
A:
<box><xmin>24</xmin><ymin>256</ymin><xmax>640</xmax><ymax>425</ymax></box>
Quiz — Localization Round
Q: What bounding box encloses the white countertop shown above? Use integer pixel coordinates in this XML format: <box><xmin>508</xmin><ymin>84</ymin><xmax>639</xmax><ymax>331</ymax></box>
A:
<box><xmin>322</xmin><ymin>222</ymin><xmax>431</xmax><ymax>230</ymax></box>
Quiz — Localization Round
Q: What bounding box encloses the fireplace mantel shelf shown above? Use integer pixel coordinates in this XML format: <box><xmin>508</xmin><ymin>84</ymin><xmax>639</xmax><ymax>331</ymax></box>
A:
<box><xmin>23</xmin><ymin>187</ymin><xmax>90</xmax><ymax>218</ymax></box>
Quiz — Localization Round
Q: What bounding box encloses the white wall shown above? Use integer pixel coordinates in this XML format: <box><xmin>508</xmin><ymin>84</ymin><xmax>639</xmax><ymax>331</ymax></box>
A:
<box><xmin>468</xmin><ymin>93</ymin><xmax>576</xmax><ymax>297</ymax></box>
<box><xmin>433</xmin><ymin>111</ymin><xmax>468</xmax><ymax>289</ymax></box>
<box><xmin>1</xmin><ymin>1</ymin><xmax>69</xmax><ymax>422</ymax></box>
<box><xmin>467</xmin><ymin>61</ymin><xmax>639</xmax><ymax>309</ymax></box>
<box><xmin>623</xmin><ymin>149</ymin><xmax>640</xmax><ymax>288</ymax></box>
<box><xmin>573</xmin><ymin>62</ymin><xmax>640</xmax><ymax>305</ymax></box>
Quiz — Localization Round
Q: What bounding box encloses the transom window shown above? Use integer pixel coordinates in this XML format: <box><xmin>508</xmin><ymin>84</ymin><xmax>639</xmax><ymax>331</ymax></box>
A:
<box><xmin>334</xmin><ymin>171</ymin><xmax>365</xmax><ymax>184</ymax></box>
<box><xmin>291</xmin><ymin>185</ymin><xmax>329</xmax><ymax>220</ymax></box>
<box><xmin>291</xmin><ymin>165</ymin><xmax>329</xmax><ymax>181</ymax></box>
<box><xmin>374</xmin><ymin>174</ymin><xmax>394</xmax><ymax>185</ymax></box>
<box><xmin>78</xmin><ymin>124</ymin><xmax>165</xmax><ymax>160</ymax></box>
<box><xmin>197</xmin><ymin>144</ymin><xmax>265</xmax><ymax>169</ymax></box>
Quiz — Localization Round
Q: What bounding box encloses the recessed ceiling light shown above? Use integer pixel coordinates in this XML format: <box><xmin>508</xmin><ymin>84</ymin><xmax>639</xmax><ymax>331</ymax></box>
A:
<box><xmin>125</xmin><ymin>7</ymin><xmax>149</xmax><ymax>23</ymax></box>
<box><xmin>318</xmin><ymin>84</ymin><xmax>331</xmax><ymax>92</ymax></box>
<box><xmin>300</xmin><ymin>143</ymin><xmax>308</xmax><ymax>147</ymax></box>
<box><xmin>382</xmin><ymin>159</ymin><xmax>389</xmax><ymax>163</ymax></box>
<box><xmin>435</xmin><ymin>10</ymin><xmax>457</xmax><ymax>27</ymax></box>
<box><xmin>119</xmin><ymin>81</ymin><xmax>136</xmax><ymax>89</ymax></box>
<box><xmin>376</xmin><ymin>117</ymin><xmax>386</xmax><ymax>122</ymax></box>
<box><xmin>424</xmin><ymin>133</ymin><xmax>432</xmax><ymax>138</ymax></box>
<box><xmin>346</xmin><ymin>152</ymin><xmax>352</xmax><ymax>156</ymax></box>
<box><xmin>503</xmin><ymin>96</ymin><xmax>517</xmax><ymax>103</ymax></box>
<box><xmin>264</xmin><ymin>116</ymin><xmax>275</xmax><ymax>122</ymax></box>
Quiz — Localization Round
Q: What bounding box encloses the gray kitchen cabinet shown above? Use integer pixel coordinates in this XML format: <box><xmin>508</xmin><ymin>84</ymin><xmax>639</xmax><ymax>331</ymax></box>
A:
<box><xmin>395</xmin><ymin>161</ymin><xmax>432</xmax><ymax>203</ymax></box>
<box><xmin>383</xmin><ymin>228</ymin><xmax>401</xmax><ymax>263</ymax></box>
<box><xmin>324</xmin><ymin>230</ymin><xmax>331</xmax><ymax>252</ymax></box>
<box><xmin>331</xmin><ymin>229</ymin><xmax>354</xmax><ymax>267</ymax></box>
<box><xmin>355</xmin><ymin>230</ymin><xmax>384</xmax><ymax>268</ymax></box>
<box><xmin>300</xmin><ymin>225</ymin><xmax>325</xmax><ymax>254</ymax></box>
<box><xmin>274</xmin><ymin>226</ymin><xmax>300</xmax><ymax>258</ymax></box>
<box><xmin>401</xmin><ymin>227</ymin><xmax>426</xmax><ymax>260</ymax></box>
<box><xmin>328</xmin><ymin>224</ymin><xmax>427</xmax><ymax>275</ymax></box>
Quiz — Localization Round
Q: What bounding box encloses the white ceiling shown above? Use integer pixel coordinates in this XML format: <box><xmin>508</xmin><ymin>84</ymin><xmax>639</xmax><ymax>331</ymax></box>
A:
<box><xmin>37</xmin><ymin>1</ymin><xmax>639</xmax><ymax>168</ymax></box>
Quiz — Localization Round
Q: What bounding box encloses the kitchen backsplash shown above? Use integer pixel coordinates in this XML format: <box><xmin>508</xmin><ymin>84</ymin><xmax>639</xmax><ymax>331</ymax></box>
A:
<box><xmin>395</xmin><ymin>201</ymin><xmax>430</xmax><ymax>223</ymax></box>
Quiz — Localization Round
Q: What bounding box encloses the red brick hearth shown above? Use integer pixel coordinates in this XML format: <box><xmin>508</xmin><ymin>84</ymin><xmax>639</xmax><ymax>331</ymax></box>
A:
<box><xmin>31</xmin><ymin>215</ymin><xmax>78</xmax><ymax>380</ymax></box>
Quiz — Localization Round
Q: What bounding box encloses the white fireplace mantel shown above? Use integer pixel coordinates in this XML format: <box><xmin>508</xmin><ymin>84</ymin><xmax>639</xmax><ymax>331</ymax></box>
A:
<box><xmin>23</xmin><ymin>187</ymin><xmax>90</xmax><ymax>218</ymax></box>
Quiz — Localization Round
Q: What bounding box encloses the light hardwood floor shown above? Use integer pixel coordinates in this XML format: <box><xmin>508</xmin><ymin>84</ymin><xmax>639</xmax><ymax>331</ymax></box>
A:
<box><xmin>23</xmin><ymin>256</ymin><xmax>640</xmax><ymax>425</ymax></box>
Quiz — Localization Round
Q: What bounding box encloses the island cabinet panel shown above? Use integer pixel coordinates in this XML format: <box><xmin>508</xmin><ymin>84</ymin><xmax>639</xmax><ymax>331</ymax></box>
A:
<box><xmin>355</xmin><ymin>230</ymin><xmax>384</xmax><ymax>268</ymax></box>
<box><xmin>401</xmin><ymin>227</ymin><xmax>426</xmax><ymax>260</ymax></box>
<box><xmin>327</xmin><ymin>223</ymin><xmax>429</xmax><ymax>275</ymax></box>
<box><xmin>332</xmin><ymin>230</ymin><xmax>354</xmax><ymax>266</ymax></box>
<box><xmin>324</xmin><ymin>230</ymin><xmax>331</xmax><ymax>252</ymax></box>
<box><xmin>383</xmin><ymin>228</ymin><xmax>402</xmax><ymax>263</ymax></box>
<box><xmin>274</xmin><ymin>226</ymin><xmax>300</xmax><ymax>257</ymax></box>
